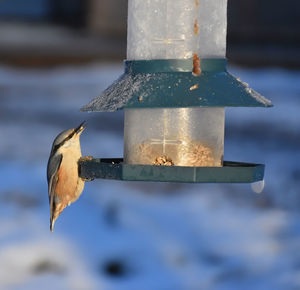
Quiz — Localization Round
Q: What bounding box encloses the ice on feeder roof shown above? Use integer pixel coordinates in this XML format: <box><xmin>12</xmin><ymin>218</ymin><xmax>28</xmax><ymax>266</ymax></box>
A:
<box><xmin>81</xmin><ymin>73</ymin><xmax>153</xmax><ymax>112</ymax></box>
<box><xmin>127</xmin><ymin>0</ymin><xmax>227</xmax><ymax>60</ymax></box>
<box><xmin>81</xmin><ymin>70</ymin><xmax>272</xmax><ymax>112</ymax></box>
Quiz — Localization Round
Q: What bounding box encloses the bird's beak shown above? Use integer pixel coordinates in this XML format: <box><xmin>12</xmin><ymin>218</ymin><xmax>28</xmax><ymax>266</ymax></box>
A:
<box><xmin>75</xmin><ymin>121</ymin><xmax>86</xmax><ymax>135</ymax></box>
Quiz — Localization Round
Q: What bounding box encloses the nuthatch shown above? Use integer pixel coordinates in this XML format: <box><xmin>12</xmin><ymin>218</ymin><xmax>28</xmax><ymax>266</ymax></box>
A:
<box><xmin>47</xmin><ymin>121</ymin><xmax>86</xmax><ymax>232</ymax></box>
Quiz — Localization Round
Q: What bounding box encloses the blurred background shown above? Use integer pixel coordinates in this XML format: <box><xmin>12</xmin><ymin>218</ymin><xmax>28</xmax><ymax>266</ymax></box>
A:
<box><xmin>0</xmin><ymin>0</ymin><xmax>300</xmax><ymax>289</ymax></box>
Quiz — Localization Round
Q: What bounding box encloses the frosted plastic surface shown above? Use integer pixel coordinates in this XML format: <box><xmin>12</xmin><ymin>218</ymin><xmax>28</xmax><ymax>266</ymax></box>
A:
<box><xmin>127</xmin><ymin>0</ymin><xmax>227</xmax><ymax>60</ymax></box>
<box><xmin>124</xmin><ymin>108</ymin><xmax>224</xmax><ymax>166</ymax></box>
<box><xmin>125</xmin><ymin>1</ymin><xmax>227</xmax><ymax>167</ymax></box>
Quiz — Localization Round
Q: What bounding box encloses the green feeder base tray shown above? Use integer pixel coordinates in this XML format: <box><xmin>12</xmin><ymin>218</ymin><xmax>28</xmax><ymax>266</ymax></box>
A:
<box><xmin>79</xmin><ymin>158</ymin><xmax>264</xmax><ymax>183</ymax></box>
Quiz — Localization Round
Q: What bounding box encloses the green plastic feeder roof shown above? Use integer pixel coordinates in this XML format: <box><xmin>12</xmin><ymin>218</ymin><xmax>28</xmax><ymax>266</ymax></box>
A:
<box><xmin>81</xmin><ymin>58</ymin><xmax>272</xmax><ymax>112</ymax></box>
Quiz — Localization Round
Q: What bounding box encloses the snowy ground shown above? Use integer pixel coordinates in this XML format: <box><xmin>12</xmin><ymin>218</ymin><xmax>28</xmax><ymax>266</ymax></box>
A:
<box><xmin>0</xmin><ymin>62</ymin><xmax>300</xmax><ymax>290</ymax></box>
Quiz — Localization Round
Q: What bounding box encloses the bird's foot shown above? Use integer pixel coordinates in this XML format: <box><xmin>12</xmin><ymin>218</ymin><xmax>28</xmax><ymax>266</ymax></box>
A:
<box><xmin>79</xmin><ymin>156</ymin><xmax>94</xmax><ymax>181</ymax></box>
<box><xmin>81</xmin><ymin>177</ymin><xmax>94</xmax><ymax>182</ymax></box>
<box><xmin>79</xmin><ymin>156</ymin><xmax>93</xmax><ymax>162</ymax></box>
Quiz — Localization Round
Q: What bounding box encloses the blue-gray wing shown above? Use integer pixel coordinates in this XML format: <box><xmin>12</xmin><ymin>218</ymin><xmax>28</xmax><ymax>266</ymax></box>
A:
<box><xmin>47</xmin><ymin>153</ymin><xmax>63</xmax><ymax>202</ymax></box>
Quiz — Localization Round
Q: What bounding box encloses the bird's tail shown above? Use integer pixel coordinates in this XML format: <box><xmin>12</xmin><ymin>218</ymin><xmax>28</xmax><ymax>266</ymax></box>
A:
<box><xmin>50</xmin><ymin>218</ymin><xmax>55</xmax><ymax>232</ymax></box>
<box><xmin>50</xmin><ymin>202</ymin><xmax>65</xmax><ymax>232</ymax></box>
<box><xmin>49</xmin><ymin>191</ymin><xmax>56</xmax><ymax>232</ymax></box>
<box><xmin>50</xmin><ymin>206</ymin><xmax>57</xmax><ymax>232</ymax></box>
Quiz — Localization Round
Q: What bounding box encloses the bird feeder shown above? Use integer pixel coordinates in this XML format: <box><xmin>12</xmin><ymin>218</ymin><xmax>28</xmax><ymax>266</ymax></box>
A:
<box><xmin>80</xmin><ymin>0</ymin><xmax>272</xmax><ymax>183</ymax></box>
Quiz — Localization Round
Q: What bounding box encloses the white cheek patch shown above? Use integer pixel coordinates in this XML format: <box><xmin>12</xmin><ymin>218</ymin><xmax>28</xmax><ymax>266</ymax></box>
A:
<box><xmin>63</xmin><ymin>140</ymin><xmax>74</xmax><ymax>148</ymax></box>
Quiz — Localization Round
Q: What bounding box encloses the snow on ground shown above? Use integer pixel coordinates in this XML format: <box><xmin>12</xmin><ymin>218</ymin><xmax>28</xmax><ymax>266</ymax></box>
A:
<box><xmin>0</xmin><ymin>62</ymin><xmax>300</xmax><ymax>290</ymax></box>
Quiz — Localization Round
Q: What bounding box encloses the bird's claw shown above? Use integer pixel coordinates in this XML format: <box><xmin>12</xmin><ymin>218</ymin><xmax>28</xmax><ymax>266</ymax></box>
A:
<box><xmin>79</xmin><ymin>156</ymin><xmax>94</xmax><ymax>181</ymax></box>
<box><xmin>79</xmin><ymin>156</ymin><xmax>93</xmax><ymax>162</ymax></box>
<box><xmin>81</xmin><ymin>177</ymin><xmax>94</xmax><ymax>182</ymax></box>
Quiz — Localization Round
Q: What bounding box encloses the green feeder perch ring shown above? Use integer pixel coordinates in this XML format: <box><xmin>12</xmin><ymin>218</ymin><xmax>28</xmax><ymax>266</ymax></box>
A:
<box><xmin>79</xmin><ymin>159</ymin><xmax>265</xmax><ymax>184</ymax></box>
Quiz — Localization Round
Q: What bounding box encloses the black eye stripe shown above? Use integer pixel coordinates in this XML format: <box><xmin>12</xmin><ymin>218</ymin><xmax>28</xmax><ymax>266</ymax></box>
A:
<box><xmin>52</xmin><ymin>130</ymin><xmax>76</xmax><ymax>155</ymax></box>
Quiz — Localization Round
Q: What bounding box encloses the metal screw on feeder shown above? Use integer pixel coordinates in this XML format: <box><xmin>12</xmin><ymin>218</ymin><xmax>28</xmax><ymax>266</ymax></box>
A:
<box><xmin>80</xmin><ymin>0</ymin><xmax>272</xmax><ymax>184</ymax></box>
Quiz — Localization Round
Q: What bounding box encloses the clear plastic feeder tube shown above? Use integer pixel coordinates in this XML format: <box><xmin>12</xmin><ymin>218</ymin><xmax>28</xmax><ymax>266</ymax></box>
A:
<box><xmin>127</xmin><ymin>0</ymin><xmax>227</xmax><ymax>59</ymax></box>
<box><xmin>124</xmin><ymin>108</ymin><xmax>224</xmax><ymax>166</ymax></box>
<box><xmin>124</xmin><ymin>0</ymin><xmax>227</xmax><ymax>167</ymax></box>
